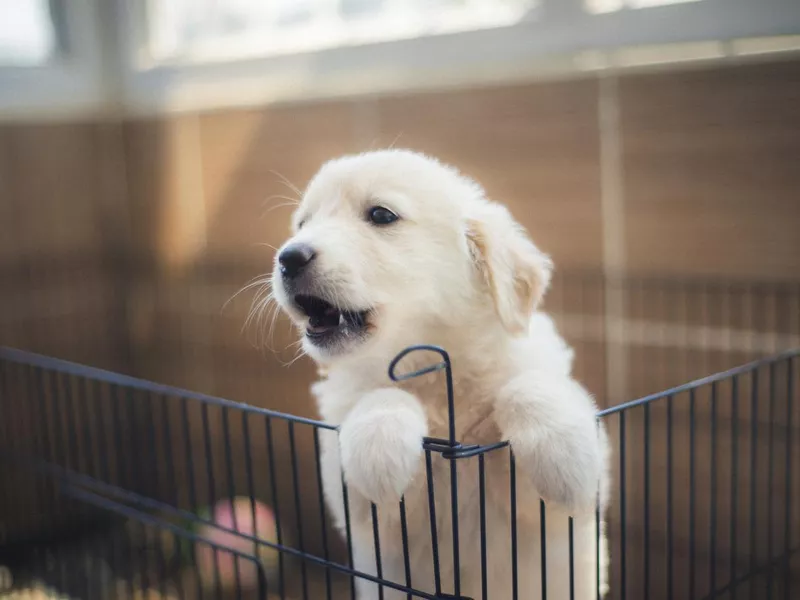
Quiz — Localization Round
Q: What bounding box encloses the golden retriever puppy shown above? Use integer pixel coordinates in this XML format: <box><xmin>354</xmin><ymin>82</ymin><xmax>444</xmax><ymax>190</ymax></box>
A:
<box><xmin>271</xmin><ymin>149</ymin><xmax>610</xmax><ymax>599</ymax></box>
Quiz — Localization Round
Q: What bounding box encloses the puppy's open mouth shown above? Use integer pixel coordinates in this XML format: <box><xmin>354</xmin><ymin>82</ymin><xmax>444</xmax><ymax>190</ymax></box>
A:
<box><xmin>294</xmin><ymin>294</ymin><xmax>370</xmax><ymax>343</ymax></box>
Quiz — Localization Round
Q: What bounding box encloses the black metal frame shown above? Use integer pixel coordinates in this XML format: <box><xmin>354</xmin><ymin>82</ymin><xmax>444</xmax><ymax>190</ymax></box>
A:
<box><xmin>0</xmin><ymin>344</ymin><xmax>798</xmax><ymax>599</ymax></box>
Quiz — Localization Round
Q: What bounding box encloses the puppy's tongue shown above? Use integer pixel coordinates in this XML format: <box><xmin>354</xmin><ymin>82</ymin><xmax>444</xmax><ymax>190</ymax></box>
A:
<box><xmin>308</xmin><ymin>307</ymin><xmax>342</xmax><ymax>334</ymax></box>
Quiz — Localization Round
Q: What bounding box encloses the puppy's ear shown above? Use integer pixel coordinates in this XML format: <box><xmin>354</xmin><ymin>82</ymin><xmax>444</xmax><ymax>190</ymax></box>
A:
<box><xmin>467</xmin><ymin>203</ymin><xmax>552</xmax><ymax>335</ymax></box>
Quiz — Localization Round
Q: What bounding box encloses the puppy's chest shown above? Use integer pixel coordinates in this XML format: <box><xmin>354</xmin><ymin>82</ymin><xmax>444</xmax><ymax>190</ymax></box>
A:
<box><xmin>392</xmin><ymin>377</ymin><xmax>509</xmax><ymax>545</ymax></box>
<box><xmin>400</xmin><ymin>375</ymin><xmax>500</xmax><ymax>446</ymax></box>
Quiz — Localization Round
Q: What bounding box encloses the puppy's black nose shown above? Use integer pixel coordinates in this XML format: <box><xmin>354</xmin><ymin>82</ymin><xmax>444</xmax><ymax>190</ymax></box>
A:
<box><xmin>279</xmin><ymin>243</ymin><xmax>316</xmax><ymax>278</ymax></box>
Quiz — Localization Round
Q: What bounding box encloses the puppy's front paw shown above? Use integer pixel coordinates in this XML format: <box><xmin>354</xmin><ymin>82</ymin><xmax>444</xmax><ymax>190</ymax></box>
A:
<box><xmin>339</xmin><ymin>388</ymin><xmax>428</xmax><ymax>505</ymax></box>
<box><xmin>509</xmin><ymin>425</ymin><xmax>603</xmax><ymax>513</ymax></box>
<box><xmin>496</xmin><ymin>373</ymin><xmax>606</xmax><ymax>514</ymax></box>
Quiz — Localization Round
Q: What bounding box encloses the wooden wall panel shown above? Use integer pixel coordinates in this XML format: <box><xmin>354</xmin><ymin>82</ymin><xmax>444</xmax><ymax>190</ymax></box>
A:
<box><xmin>0</xmin><ymin>121</ymin><xmax>129</xmax><ymax>369</ymax></box>
<box><xmin>123</xmin><ymin>116</ymin><xmax>209</xmax><ymax>269</ymax></box>
<box><xmin>0</xmin><ymin>127</ymin><xmax>17</xmax><ymax>261</ymax></box>
<box><xmin>0</xmin><ymin>123</ymin><xmax>131</xmax><ymax>261</ymax></box>
<box><xmin>620</xmin><ymin>61</ymin><xmax>800</xmax><ymax>280</ymax></box>
<box><xmin>1</xmin><ymin>124</ymin><xmax>99</xmax><ymax>260</ymax></box>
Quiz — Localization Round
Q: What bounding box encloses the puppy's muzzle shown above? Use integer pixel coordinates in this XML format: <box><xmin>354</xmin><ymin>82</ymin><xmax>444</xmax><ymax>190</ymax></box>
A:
<box><xmin>279</xmin><ymin>242</ymin><xmax>316</xmax><ymax>280</ymax></box>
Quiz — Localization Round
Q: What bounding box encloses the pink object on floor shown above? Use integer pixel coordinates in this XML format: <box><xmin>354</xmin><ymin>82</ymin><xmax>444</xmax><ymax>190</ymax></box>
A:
<box><xmin>195</xmin><ymin>497</ymin><xmax>279</xmax><ymax>591</ymax></box>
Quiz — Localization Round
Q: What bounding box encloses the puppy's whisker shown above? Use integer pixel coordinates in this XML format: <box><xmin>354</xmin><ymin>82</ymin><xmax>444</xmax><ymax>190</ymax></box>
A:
<box><xmin>254</xmin><ymin>242</ymin><xmax>280</xmax><ymax>252</ymax></box>
<box><xmin>268</xmin><ymin>170</ymin><xmax>304</xmax><ymax>199</ymax></box>
<box><xmin>263</xmin><ymin>276</ymin><xmax>283</xmax><ymax>350</ymax></box>
<box><xmin>266</xmin><ymin>301</ymin><xmax>283</xmax><ymax>351</ymax></box>
<box><xmin>274</xmin><ymin>338</ymin><xmax>304</xmax><ymax>367</ymax></box>
<box><xmin>240</xmin><ymin>276</ymin><xmax>280</xmax><ymax>352</ymax></box>
<box><xmin>258</xmin><ymin>296</ymin><xmax>276</xmax><ymax>338</ymax></box>
<box><xmin>262</xmin><ymin>194</ymin><xmax>300</xmax><ymax>208</ymax></box>
<box><xmin>224</xmin><ymin>276</ymin><xmax>271</xmax><ymax>312</ymax></box>
<box><xmin>388</xmin><ymin>133</ymin><xmax>403</xmax><ymax>150</ymax></box>
<box><xmin>243</xmin><ymin>286</ymin><xmax>270</xmax><ymax>322</ymax></box>
<box><xmin>283</xmin><ymin>345</ymin><xmax>307</xmax><ymax>368</ymax></box>
<box><xmin>261</xmin><ymin>201</ymin><xmax>300</xmax><ymax>218</ymax></box>
<box><xmin>243</xmin><ymin>288</ymin><xmax>274</xmax><ymax>339</ymax></box>
<box><xmin>282</xmin><ymin>338</ymin><xmax>304</xmax><ymax>355</ymax></box>
<box><xmin>243</xmin><ymin>296</ymin><xmax>263</xmax><ymax>330</ymax></box>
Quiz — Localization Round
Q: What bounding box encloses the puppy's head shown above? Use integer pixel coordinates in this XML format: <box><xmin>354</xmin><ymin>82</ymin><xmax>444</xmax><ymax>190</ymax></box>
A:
<box><xmin>271</xmin><ymin>150</ymin><xmax>552</xmax><ymax>364</ymax></box>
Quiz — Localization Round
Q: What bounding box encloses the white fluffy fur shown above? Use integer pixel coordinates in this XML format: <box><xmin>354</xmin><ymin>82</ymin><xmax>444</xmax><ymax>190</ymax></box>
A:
<box><xmin>272</xmin><ymin>150</ymin><xmax>610</xmax><ymax>600</ymax></box>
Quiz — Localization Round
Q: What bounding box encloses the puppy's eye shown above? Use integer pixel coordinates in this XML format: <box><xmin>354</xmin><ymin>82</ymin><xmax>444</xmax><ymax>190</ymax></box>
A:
<box><xmin>297</xmin><ymin>219</ymin><xmax>307</xmax><ymax>230</ymax></box>
<box><xmin>367</xmin><ymin>206</ymin><xmax>399</xmax><ymax>226</ymax></box>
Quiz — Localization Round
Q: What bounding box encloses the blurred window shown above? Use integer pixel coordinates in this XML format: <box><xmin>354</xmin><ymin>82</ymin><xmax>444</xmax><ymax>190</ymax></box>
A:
<box><xmin>0</xmin><ymin>0</ymin><xmax>59</xmax><ymax>66</ymax></box>
<box><xmin>585</xmin><ymin>0</ymin><xmax>702</xmax><ymax>14</ymax></box>
<box><xmin>146</xmin><ymin>0</ymin><xmax>539</xmax><ymax>63</ymax></box>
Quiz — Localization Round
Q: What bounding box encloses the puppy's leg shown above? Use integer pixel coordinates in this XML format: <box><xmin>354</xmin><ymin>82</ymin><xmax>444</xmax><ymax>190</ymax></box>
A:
<box><xmin>339</xmin><ymin>388</ymin><xmax>428</xmax><ymax>505</ymax></box>
<box><xmin>493</xmin><ymin>371</ymin><xmax>606</xmax><ymax>514</ymax></box>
